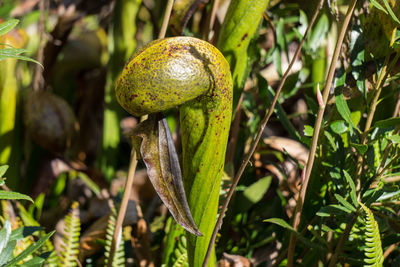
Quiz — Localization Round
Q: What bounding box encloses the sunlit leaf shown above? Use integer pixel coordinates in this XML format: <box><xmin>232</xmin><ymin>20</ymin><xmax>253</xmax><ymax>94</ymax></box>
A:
<box><xmin>0</xmin><ymin>165</ymin><xmax>8</xmax><ymax>178</ymax></box>
<box><xmin>343</xmin><ymin>170</ymin><xmax>358</xmax><ymax>207</ymax></box>
<box><xmin>3</xmin><ymin>231</ymin><xmax>54</xmax><ymax>267</ymax></box>
<box><xmin>330</xmin><ymin>120</ymin><xmax>348</xmax><ymax>134</ymax></box>
<box><xmin>334</xmin><ymin>193</ymin><xmax>357</xmax><ymax>212</ymax></box>
<box><xmin>0</xmin><ymin>19</ymin><xmax>19</xmax><ymax>36</ymax></box>
<box><xmin>335</xmin><ymin>93</ymin><xmax>360</xmax><ymax>132</ymax></box>
<box><xmin>0</xmin><ymin>52</ymin><xmax>43</xmax><ymax>67</ymax></box>
<box><xmin>0</xmin><ymin>190</ymin><xmax>33</xmax><ymax>202</ymax></box>
<box><xmin>382</xmin><ymin>0</ymin><xmax>400</xmax><ymax>24</ymax></box>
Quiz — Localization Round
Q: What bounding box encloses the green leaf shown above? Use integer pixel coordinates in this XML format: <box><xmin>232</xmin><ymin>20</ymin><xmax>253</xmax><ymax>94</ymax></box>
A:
<box><xmin>343</xmin><ymin>170</ymin><xmax>358</xmax><ymax>207</ymax></box>
<box><xmin>0</xmin><ymin>52</ymin><xmax>43</xmax><ymax>67</ymax></box>
<box><xmin>351</xmin><ymin>143</ymin><xmax>368</xmax><ymax>154</ymax></box>
<box><xmin>387</xmin><ymin>134</ymin><xmax>400</xmax><ymax>144</ymax></box>
<box><xmin>18</xmin><ymin>252</ymin><xmax>53</xmax><ymax>267</ymax></box>
<box><xmin>10</xmin><ymin>226</ymin><xmax>42</xmax><ymax>241</ymax></box>
<box><xmin>0</xmin><ymin>220</ymin><xmax>12</xmax><ymax>255</ymax></box>
<box><xmin>382</xmin><ymin>0</ymin><xmax>400</xmax><ymax>24</ymax></box>
<box><xmin>241</xmin><ymin>176</ymin><xmax>272</xmax><ymax>211</ymax></box>
<box><xmin>324</xmin><ymin>131</ymin><xmax>337</xmax><ymax>151</ymax></box>
<box><xmin>304</xmin><ymin>125</ymin><xmax>314</xmax><ymax>136</ymax></box>
<box><xmin>0</xmin><ymin>240</ymin><xmax>16</xmax><ymax>265</ymax></box>
<box><xmin>3</xmin><ymin>231</ymin><xmax>55</xmax><ymax>267</ymax></box>
<box><xmin>0</xmin><ymin>190</ymin><xmax>33</xmax><ymax>202</ymax></box>
<box><xmin>370</xmin><ymin>0</ymin><xmax>388</xmax><ymax>14</ymax></box>
<box><xmin>309</xmin><ymin>13</ymin><xmax>329</xmax><ymax>52</ymax></box>
<box><xmin>264</xmin><ymin>218</ymin><xmax>325</xmax><ymax>251</ymax></box>
<box><xmin>335</xmin><ymin>94</ymin><xmax>359</xmax><ymax>132</ymax></box>
<box><xmin>373</xmin><ymin>117</ymin><xmax>400</xmax><ymax>129</ymax></box>
<box><xmin>334</xmin><ymin>194</ymin><xmax>357</xmax><ymax>212</ymax></box>
<box><xmin>0</xmin><ymin>19</ymin><xmax>19</xmax><ymax>36</ymax></box>
<box><xmin>330</xmin><ymin>120</ymin><xmax>348</xmax><ymax>134</ymax></box>
<box><xmin>0</xmin><ymin>48</ymin><xmax>27</xmax><ymax>56</ymax></box>
<box><xmin>264</xmin><ymin>218</ymin><xmax>295</xmax><ymax>231</ymax></box>
<box><xmin>0</xmin><ymin>165</ymin><xmax>8</xmax><ymax>177</ymax></box>
<box><xmin>316</xmin><ymin>205</ymin><xmax>351</xmax><ymax>217</ymax></box>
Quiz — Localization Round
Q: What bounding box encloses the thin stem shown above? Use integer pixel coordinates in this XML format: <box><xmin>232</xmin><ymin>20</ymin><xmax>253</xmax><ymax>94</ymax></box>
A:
<box><xmin>158</xmin><ymin>0</ymin><xmax>174</xmax><ymax>39</ymax></box>
<box><xmin>107</xmin><ymin>149</ymin><xmax>138</xmax><ymax>267</ymax></box>
<box><xmin>287</xmin><ymin>0</ymin><xmax>357</xmax><ymax>265</ymax></box>
<box><xmin>202</xmin><ymin>1</ymin><xmax>324</xmax><ymax>266</ymax></box>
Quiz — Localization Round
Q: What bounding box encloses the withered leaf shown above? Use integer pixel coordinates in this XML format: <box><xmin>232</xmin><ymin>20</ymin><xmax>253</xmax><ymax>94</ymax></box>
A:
<box><xmin>132</xmin><ymin>113</ymin><xmax>202</xmax><ymax>236</ymax></box>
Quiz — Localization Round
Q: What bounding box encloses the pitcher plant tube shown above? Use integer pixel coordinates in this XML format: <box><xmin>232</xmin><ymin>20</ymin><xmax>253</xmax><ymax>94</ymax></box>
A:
<box><xmin>115</xmin><ymin>36</ymin><xmax>232</xmax><ymax>266</ymax></box>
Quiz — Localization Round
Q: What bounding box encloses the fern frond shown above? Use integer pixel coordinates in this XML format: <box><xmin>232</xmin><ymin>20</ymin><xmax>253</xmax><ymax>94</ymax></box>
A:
<box><xmin>42</xmin><ymin>239</ymin><xmax>58</xmax><ymax>267</ymax></box>
<box><xmin>359</xmin><ymin>203</ymin><xmax>384</xmax><ymax>267</ymax></box>
<box><xmin>60</xmin><ymin>201</ymin><xmax>81</xmax><ymax>267</ymax></box>
<box><xmin>104</xmin><ymin>207</ymin><xmax>125</xmax><ymax>267</ymax></box>
<box><xmin>172</xmin><ymin>235</ymin><xmax>188</xmax><ymax>267</ymax></box>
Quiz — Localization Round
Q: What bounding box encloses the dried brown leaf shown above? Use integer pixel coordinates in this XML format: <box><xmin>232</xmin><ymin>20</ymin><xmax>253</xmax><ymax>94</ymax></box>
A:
<box><xmin>132</xmin><ymin>113</ymin><xmax>201</xmax><ymax>236</ymax></box>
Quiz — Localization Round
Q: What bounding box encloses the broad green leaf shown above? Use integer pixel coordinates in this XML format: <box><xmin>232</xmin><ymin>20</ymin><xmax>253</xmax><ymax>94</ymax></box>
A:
<box><xmin>351</xmin><ymin>143</ymin><xmax>368</xmax><ymax>154</ymax></box>
<box><xmin>0</xmin><ymin>165</ymin><xmax>8</xmax><ymax>177</ymax></box>
<box><xmin>387</xmin><ymin>134</ymin><xmax>400</xmax><ymax>143</ymax></box>
<box><xmin>3</xmin><ymin>230</ymin><xmax>55</xmax><ymax>267</ymax></box>
<box><xmin>242</xmin><ymin>176</ymin><xmax>272</xmax><ymax>210</ymax></box>
<box><xmin>304</xmin><ymin>125</ymin><xmax>314</xmax><ymax>136</ymax></box>
<box><xmin>335</xmin><ymin>94</ymin><xmax>359</xmax><ymax>132</ymax></box>
<box><xmin>133</xmin><ymin>114</ymin><xmax>201</xmax><ymax>236</ymax></box>
<box><xmin>309</xmin><ymin>13</ymin><xmax>329</xmax><ymax>52</ymax></box>
<box><xmin>334</xmin><ymin>194</ymin><xmax>357</xmax><ymax>212</ymax></box>
<box><xmin>10</xmin><ymin>226</ymin><xmax>42</xmax><ymax>241</ymax></box>
<box><xmin>343</xmin><ymin>170</ymin><xmax>358</xmax><ymax>207</ymax></box>
<box><xmin>0</xmin><ymin>19</ymin><xmax>19</xmax><ymax>36</ymax></box>
<box><xmin>373</xmin><ymin>117</ymin><xmax>400</xmax><ymax>128</ymax></box>
<box><xmin>0</xmin><ymin>240</ymin><xmax>16</xmax><ymax>265</ymax></box>
<box><xmin>0</xmin><ymin>190</ymin><xmax>33</xmax><ymax>202</ymax></box>
<box><xmin>0</xmin><ymin>220</ymin><xmax>12</xmax><ymax>254</ymax></box>
<box><xmin>330</xmin><ymin>120</ymin><xmax>348</xmax><ymax>134</ymax></box>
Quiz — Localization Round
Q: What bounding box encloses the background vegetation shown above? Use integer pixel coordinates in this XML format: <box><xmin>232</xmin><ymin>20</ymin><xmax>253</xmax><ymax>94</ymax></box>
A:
<box><xmin>0</xmin><ymin>0</ymin><xmax>399</xmax><ymax>266</ymax></box>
